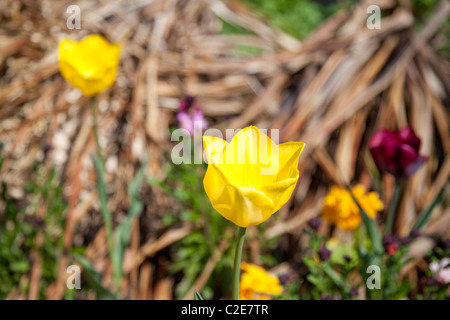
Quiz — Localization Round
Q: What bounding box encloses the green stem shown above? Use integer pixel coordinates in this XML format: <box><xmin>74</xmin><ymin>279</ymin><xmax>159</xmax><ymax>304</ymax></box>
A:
<box><xmin>385</xmin><ymin>180</ymin><xmax>400</xmax><ymax>235</ymax></box>
<box><xmin>90</xmin><ymin>96</ymin><xmax>119</xmax><ymax>293</ymax></box>
<box><xmin>232</xmin><ymin>227</ymin><xmax>246</xmax><ymax>300</ymax></box>
<box><xmin>90</xmin><ymin>96</ymin><xmax>104</xmax><ymax>164</ymax></box>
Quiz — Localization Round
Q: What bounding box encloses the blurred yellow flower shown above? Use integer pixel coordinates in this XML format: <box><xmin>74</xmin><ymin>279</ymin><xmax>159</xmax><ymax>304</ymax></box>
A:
<box><xmin>239</xmin><ymin>262</ymin><xmax>282</xmax><ymax>300</ymax></box>
<box><xmin>58</xmin><ymin>35</ymin><xmax>121</xmax><ymax>96</ymax></box>
<box><xmin>203</xmin><ymin>126</ymin><xmax>305</xmax><ymax>227</ymax></box>
<box><xmin>322</xmin><ymin>185</ymin><xmax>383</xmax><ymax>230</ymax></box>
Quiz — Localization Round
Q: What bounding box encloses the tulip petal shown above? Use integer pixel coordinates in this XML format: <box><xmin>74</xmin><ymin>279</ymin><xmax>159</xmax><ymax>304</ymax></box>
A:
<box><xmin>404</xmin><ymin>155</ymin><xmax>427</xmax><ymax>177</ymax></box>
<box><xmin>212</xmin><ymin>184</ymin><xmax>275</xmax><ymax>227</ymax></box>
<box><xmin>394</xmin><ymin>144</ymin><xmax>427</xmax><ymax>177</ymax></box>
<box><xmin>219</xmin><ymin>126</ymin><xmax>279</xmax><ymax>188</ymax></box>
<box><xmin>261</xmin><ymin>178</ymin><xmax>297</xmax><ymax>212</ymax></box>
<box><xmin>276</xmin><ymin>141</ymin><xmax>305</xmax><ymax>181</ymax></box>
<box><xmin>58</xmin><ymin>35</ymin><xmax>121</xmax><ymax>96</ymax></box>
<box><xmin>398</xmin><ymin>126</ymin><xmax>421</xmax><ymax>152</ymax></box>
<box><xmin>58</xmin><ymin>39</ymin><xmax>77</xmax><ymax>62</ymax></box>
<box><xmin>203</xmin><ymin>136</ymin><xmax>227</xmax><ymax>164</ymax></box>
<box><xmin>203</xmin><ymin>162</ymin><xmax>230</xmax><ymax>202</ymax></box>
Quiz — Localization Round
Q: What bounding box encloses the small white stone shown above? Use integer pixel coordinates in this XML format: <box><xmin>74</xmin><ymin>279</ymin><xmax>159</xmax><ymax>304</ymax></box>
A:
<box><xmin>52</xmin><ymin>149</ymin><xmax>68</xmax><ymax>165</ymax></box>
<box><xmin>53</xmin><ymin>131</ymin><xmax>70</xmax><ymax>150</ymax></box>
<box><xmin>30</xmin><ymin>32</ymin><xmax>43</xmax><ymax>43</ymax></box>
<box><xmin>9</xmin><ymin>187</ymin><xmax>24</xmax><ymax>199</ymax></box>
<box><xmin>105</xmin><ymin>156</ymin><xmax>118</xmax><ymax>173</ymax></box>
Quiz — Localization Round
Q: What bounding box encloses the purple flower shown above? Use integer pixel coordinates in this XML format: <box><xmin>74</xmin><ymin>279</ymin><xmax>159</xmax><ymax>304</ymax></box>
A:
<box><xmin>382</xmin><ymin>234</ymin><xmax>399</xmax><ymax>255</ymax></box>
<box><xmin>369</xmin><ymin>126</ymin><xmax>427</xmax><ymax>178</ymax></box>
<box><xmin>349</xmin><ymin>287</ymin><xmax>358</xmax><ymax>298</ymax></box>
<box><xmin>424</xmin><ymin>276</ymin><xmax>439</xmax><ymax>287</ymax></box>
<box><xmin>318</xmin><ymin>246</ymin><xmax>332</xmax><ymax>261</ymax></box>
<box><xmin>43</xmin><ymin>143</ymin><xmax>52</xmax><ymax>155</ymax></box>
<box><xmin>307</xmin><ymin>217</ymin><xmax>321</xmax><ymax>231</ymax></box>
<box><xmin>444</xmin><ymin>238</ymin><xmax>450</xmax><ymax>249</ymax></box>
<box><xmin>399</xmin><ymin>236</ymin><xmax>412</xmax><ymax>246</ymax></box>
<box><xmin>278</xmin><ymin>273</ymin><xmax>290</xmax><ymax>285</ymax></box>
<box><xmin>31</xmin><ymin>217</ymin><xmax>44</xmax><ymax>228</ymax></box>
<box><xmin>179</xmin><ymin>95</ymin><xmax>195</xmax><ymax>111</ymax></box>
<box><xmin>176</xmin><ymin>97</ymin><xmax>208</xmax><ymax>135</ymax></box>
<box><xmin>321</xmin><ymin>295</ymin><xmax>335</xmax><ymax>300</ymax></box>
<box><xmin>410</xmin><ymin>228</ymin><xmax>421</xmax><ymax>238</ymax></box>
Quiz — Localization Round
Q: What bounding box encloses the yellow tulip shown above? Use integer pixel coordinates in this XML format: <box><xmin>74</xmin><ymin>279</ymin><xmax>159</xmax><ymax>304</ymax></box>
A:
<box><xmin>203</xmin><ymin>126</ymin><xmax>305</xmax><ymax>228</ymax></box>
<box><xmin>58</xmin><ymin>35</ymin><xmax>121</xmax><ymax>96</ymax></box>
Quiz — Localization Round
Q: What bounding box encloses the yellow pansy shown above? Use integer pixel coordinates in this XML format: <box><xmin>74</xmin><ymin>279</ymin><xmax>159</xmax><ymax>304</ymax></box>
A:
<box><xmin>322</xmin><ymin>185</ymin><xmax>384</xmax><ymax>230</ymax></box>
<box><xmin>239</xmin><ymin>262</ymin><xmax>282</xmax><ymax>300</ymax></box>
<box><xmin>58</xmin><ymin>34</ymin><xmax>121</xmax><ymax>96</ymax></box>
<box><xmin>203</xmin><ymin>126</ymin><xmax>305</xmax><ymax>228</ymax></box>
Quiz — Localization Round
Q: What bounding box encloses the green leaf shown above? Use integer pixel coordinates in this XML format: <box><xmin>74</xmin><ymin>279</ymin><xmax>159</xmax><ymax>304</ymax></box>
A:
<box><xmin>303</xmin><ymin>256</ymin><xmax>320</xmax><ymax>274</ymax></box>
<box><xmin>112</xmin><ymin>157</ymin><xmax>148</xmax><ymax>289</ymax></box>
<box><xmin>74</xmin><ymin>254</ymin><xmax>117</xmax><ymax>300</ymax></box>
<box><xmin>347</xmin><ymin>186</ymin><xmax>384</xmax><ymax>256</ymax></box>
<box><xmin>306</xmin><ymin>274</ymin><xmax>325</xmax><ymax>291</ymax></box>
<box><xmin>323</xmin><ymin>264</ymin><xmax>345</xmax><ymax>290</ymax></box>
<box><xmin>92</xmin><ymin>154</ymin><xmax>116</xmax><ymax>287</ymax></box>
<box><xmin>328</xmin><ymin>242</ymin><xmax>358</xmax><ymax>267</ymax></box>
<box><xmin>0</xmin><ymin>142</ymin><xmax>4</xmax><ymax>171</ymax></box>
<box><xmin>194</xmin><ymin>290</ymin><xmax>205</xmax><ymax>300</ymax></box>
<box><xmin>10</xmin><ymin>260</ymin><xmax>30</xmax><ymax>273</ymax></box>
<box><xmin>412</xmin><ymin>187</ymin><xmax>445</xmax><ymax>231</ymax></box>
<box><xmin>92</xmin><ymin>155</ymin><xmax>113</xmax><ymax>245</ymax></box>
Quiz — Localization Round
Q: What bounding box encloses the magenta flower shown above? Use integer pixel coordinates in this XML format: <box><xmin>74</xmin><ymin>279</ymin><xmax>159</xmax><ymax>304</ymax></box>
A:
<box><xmin>176</xmin><ymin>97</ymin><xmax>208</xmax><ymax>135</ymax></box>
<box><xmin>369</xmin><ymin>126</ymin><xmax>427</xmax><ymax>178</ymax></box>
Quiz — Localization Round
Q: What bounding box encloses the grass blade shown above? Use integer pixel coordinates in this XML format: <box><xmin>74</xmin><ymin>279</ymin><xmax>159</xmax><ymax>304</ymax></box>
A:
<box><xmin>194</xmin><ymin>290</ymin><xmax>205</xmax><ymax>300</ymax></box>
<box><xmin>412</xmin><ymin>187</ymin><xmax>445</xmax><ymax>231</ymax></box>
<box><xmin>113</xmin><ymin>158</ymin><xmax>148</xmax><ymax>289</ymax></box>
<box><xmin>74</xmin><ymin>254</ymin><xmax>117</xmax><ymax>300</ymax></box>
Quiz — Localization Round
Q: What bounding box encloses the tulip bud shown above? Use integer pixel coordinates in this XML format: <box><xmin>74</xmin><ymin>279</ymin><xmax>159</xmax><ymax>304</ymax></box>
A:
<box><xmin>369</xmin><ymin>126</ymin><xmax>427</xmax><ymax>178</ymax></box>
<box><xmin>58</xmin><ymin>35</ymin><xmax>121</xmax><ymax>96</ymax></box>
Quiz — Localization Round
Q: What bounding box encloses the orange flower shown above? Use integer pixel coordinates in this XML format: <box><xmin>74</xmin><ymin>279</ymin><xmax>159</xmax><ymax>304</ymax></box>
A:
<box><xmin>239</xmin><ymin>262</ymin><xmax>282</xmax><ymax>300</ymax></box>
<box><xmin>322</xmin><ymin>185</ymin><xmax>383</xmax><ymax>230</ymax></box>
